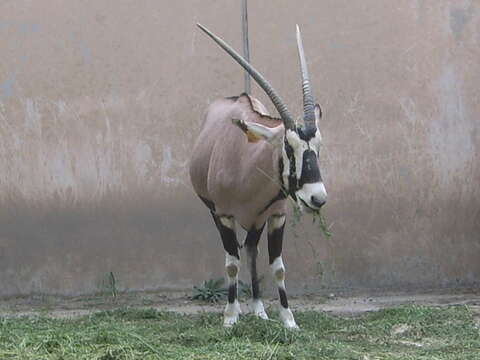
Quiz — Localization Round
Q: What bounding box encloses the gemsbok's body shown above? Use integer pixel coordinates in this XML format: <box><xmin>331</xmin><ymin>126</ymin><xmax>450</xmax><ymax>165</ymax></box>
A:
<box><xmin>190</xmin><ymin>24</ymin><xmax>327</xmax><ymax>328</ymax></box>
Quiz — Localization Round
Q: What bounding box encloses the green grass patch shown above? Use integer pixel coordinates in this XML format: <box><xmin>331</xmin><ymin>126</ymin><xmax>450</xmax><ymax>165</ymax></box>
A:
<box><xmin>0</xmin><ymin>305</ymin><xmax>478</xmax><ymax>359</ymax></box>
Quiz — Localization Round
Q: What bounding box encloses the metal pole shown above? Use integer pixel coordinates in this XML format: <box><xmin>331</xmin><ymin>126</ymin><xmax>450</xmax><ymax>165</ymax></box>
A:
<box><xmin>241</xmin><ymin>0</ymin><xmax>251</xmax><ymax>94</ymax></box>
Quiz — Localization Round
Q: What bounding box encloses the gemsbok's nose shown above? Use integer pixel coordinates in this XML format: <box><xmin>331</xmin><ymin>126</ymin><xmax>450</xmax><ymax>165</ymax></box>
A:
<box><xmin>311</xmin><ymin>195</ymin><xmax>326</xmax><ymax>209</ymax></box>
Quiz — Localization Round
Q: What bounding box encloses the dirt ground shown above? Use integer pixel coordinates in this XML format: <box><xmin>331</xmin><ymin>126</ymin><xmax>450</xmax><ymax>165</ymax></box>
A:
<box><xmin>1</xmin><ymin>288</ymin><xmax>479</xmax><ymax>319</ymax></box>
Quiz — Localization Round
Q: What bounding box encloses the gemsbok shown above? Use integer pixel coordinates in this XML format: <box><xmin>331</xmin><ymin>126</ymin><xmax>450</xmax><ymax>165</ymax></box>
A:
<box><xmin>190</xmin><ymin>24</ymin><xmax>327</xmax><ymax>328</ymax></box>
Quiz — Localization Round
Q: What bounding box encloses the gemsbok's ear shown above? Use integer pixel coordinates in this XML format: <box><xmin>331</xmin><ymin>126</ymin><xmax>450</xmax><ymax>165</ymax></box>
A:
<box><xmin>232</xmin><ymin>118</ymin><xmax>283</xmax><ymax>145</ymax></box>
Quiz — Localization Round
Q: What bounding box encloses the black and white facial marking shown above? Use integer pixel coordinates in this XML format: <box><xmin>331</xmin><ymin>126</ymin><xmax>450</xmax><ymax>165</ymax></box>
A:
<box><xmin>281</xmin><ymin>106</ymin><xmax>327</xmax><ymax>212</ymax></box>
<box><xmin>233</xmin><ymin>105</ymin><xmax>327</xmax><ymax>214</ymax></box>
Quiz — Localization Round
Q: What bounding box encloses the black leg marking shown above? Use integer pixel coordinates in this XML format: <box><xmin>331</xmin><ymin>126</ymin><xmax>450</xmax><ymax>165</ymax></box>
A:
<box><xmin>199</xmin><ymin>196</ymin><xmax>216</xmax><ymax>212</ymax></box>
<box><xmin>210</xmin><ymin>210</ymin><xmax>221</xmax><ymax>228</ymax></box>
<box><xmin>279</xmin><ymin>288</ymin><xmax>289</xmax><ymax>308</ymax></box>
<box><xmin>228</xmin><ymin>283</ymin><xmax>237</xmax><ymax>304</ymax></box>
<box><xmin>268</xmin><ymin>217</ymin><xmax>285</xmax><ymax>264</ymax></box>
<box><xmin>268</xmin><ymin>214</ymin><xmax>293</xmax><ymax>315</ymax></box>
<box><xmin>198</xmin><ymin>196</ymin><xmax>224</xmax><ymax>233</ymax></box>
<box><xmin>245</xmin><ymin>224</ymin><xmax>265</xmax><ymax>300</ymax></box>
<box><xmin>204</xmin><ymin>203</ymin><xmax>242</xmax><ymax>326</ymax></box>
<box><xmin>211</xmin><ymin>214</ymin><xmax>240</xmax><ymax>307</ymax></box>
<box><xmin>211</xmin><ymin>214</ymin><xmax>239</xmax><ymax>260</ymax></box>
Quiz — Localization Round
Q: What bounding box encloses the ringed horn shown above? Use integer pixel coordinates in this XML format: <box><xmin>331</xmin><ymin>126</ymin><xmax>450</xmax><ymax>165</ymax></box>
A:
<box><xmin>296</xmin><ymin>25</ymin><xmax>316</xmax><ymax>129</ymax></box>
<box><xmin>196</xmin><ymin>23</ymin><xmax>296</xmax><ymax>131</ymax></box>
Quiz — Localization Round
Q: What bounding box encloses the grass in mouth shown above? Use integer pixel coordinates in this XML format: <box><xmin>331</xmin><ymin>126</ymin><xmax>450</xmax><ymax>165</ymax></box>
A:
<box><xmin>291</xmin><ymin>205</ymin><xmax>332</xmax><ymax>239</ymax></box>
<box><xmin>255</xmin><ymin>166</ymin><xmax>333</xmax><ymax>239</ymax></box>
<box><xmin>0</xmin><ymin>305</ymin><xmax>479</xmax><ymax>359</ymax></box>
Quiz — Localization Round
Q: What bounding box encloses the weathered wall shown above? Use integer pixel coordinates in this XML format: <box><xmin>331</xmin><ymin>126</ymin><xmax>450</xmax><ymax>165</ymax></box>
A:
<box><xmin>0</xmin><ymin>0</ymin><xmax>478</xmax><ymax>296</ymax></box>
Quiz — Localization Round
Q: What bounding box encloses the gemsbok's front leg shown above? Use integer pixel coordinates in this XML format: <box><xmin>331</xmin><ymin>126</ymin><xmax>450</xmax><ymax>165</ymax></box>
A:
<box><xmin>267</xmin><ymin>214</ymin><xmax>298</xmax><ymax>329</ymax></box>
<box><xmin>245</xmin><ymin>224</ymin><xmax>268</xmax><ymax>319</ymax></box>
<box><xmin>212</xmin><ymin>213</ymin><xmax>241</xmax><ymax>327</ymax></box>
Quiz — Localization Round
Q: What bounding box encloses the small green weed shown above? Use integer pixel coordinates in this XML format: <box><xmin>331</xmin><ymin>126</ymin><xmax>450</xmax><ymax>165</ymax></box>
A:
<box><xmin>192</xmin><ymin>278</ymin><xmax>228</xmax><ymax>303</ymax></box>
<box><xmin>97</xmin><ymin>272</ymin><xmax>118</xmax><ymax>298</ymax></box>
<box><xmin>192</xmin><ymin>278</ymin><xmax>259</xmax><ymax>303</ymax></box>
<box><xmin>238</xmin><ymin>279</ymin><xmax>253</xmax><ymax>299</ymax></box>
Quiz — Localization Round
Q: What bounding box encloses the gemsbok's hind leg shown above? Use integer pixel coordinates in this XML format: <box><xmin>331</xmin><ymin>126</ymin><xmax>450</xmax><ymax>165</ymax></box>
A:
<box><xmin>211</xmin><ymin>212</ymin><xmax>241</xmax><ymax>327</ymax></box>
<box><xmin>267</xmin><ymin>214</ymin><xmax>298</xmax><ymax>329</ymax></box>
<box><xmin>245</xmin><ymin>224</ymin><xmax>268</xmax><ymax>319</ymax></box>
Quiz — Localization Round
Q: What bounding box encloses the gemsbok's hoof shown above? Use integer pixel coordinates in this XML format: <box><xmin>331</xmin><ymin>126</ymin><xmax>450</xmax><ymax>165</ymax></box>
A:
<box><xmin>285</xmin><ymin>321</ymin><xmax>300</xmax><ymax>330</ymax></box>
<box><xmin>223</xmin><ymin>301</ymin><xmax>241</xmax><ymax>327</ymax></box>
<box><xmin>251</xmin><ymin>300</ymin><xmax>269</xmax><ymax>320</ymax></box>
<box><xmin>256</xmin><ymin>310</ymin><xmax>269</xmax><ymax>320</ymax></box>
<box><xmin>223</xmin><ymin>314</ymin><xmax>239</xmax><ymax>327</ymax></box>
<box><xmin>279</xmin><ymin>307</ymin><xmax>299</xmax><ymax>329</ymax></box>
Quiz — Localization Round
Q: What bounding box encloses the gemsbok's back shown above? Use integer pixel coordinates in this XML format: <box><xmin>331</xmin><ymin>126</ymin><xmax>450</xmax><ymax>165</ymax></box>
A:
<box><xmin>190</xmin><ymin>24</ymin><xmax>327</xmax><ymax>328</ymax></box>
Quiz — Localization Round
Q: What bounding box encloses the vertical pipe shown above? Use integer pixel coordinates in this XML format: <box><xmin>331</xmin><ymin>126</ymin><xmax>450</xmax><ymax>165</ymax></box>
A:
<box><xmin>241</xmin><ymin>0</ymin><xmax>251</xmax><ymax>95</ymax></box>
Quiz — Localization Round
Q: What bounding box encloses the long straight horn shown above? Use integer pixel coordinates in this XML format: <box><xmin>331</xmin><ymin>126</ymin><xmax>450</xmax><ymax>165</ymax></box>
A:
<box><xmin>296</xmin><ymin>25</ymin><xmax>316</xmax><ymax>128</ymax></box>
<box><xmin>197</xmin><ymin>23</ymin><xmax>296</xmax><ymax>130</ymax></box>
<box><xmin>241</xmin><ymin>0</ymin><xmax>251</xmax><ymax>95</ymax></box>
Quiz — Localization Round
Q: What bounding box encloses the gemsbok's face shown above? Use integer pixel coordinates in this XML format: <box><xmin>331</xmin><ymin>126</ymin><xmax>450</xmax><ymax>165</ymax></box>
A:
<box><xmin>282</xmin><ymin>104</ymin><xmax>327</xmax><ymax>213</ymax></box>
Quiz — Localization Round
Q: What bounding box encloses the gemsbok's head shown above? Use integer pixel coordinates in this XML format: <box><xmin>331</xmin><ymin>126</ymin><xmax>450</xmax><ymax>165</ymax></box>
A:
<box><xmin>198</xmin><ymin>24</ymin><xmax>327</xmax><ymax>213</ymax></box>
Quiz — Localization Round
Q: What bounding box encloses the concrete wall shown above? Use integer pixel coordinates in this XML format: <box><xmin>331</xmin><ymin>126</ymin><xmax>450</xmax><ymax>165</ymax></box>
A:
<box><xmin>0</xmin><ymin>0</ymin><xmax>478</xmax><ymax>297</ymax></box>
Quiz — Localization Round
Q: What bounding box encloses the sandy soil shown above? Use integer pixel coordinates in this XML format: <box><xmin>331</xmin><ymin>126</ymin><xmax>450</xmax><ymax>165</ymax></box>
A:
<box><xmin>1</xmin><ymin>289</ymin><xmax>479</xmax><ymax>319</ymax></box>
